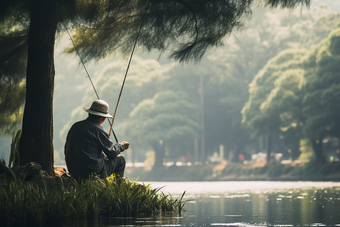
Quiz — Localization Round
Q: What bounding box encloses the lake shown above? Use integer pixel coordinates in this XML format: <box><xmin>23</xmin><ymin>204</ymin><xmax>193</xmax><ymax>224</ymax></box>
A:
<box><xmin>67</xmin><ymin>181</ymin><xmax>340</xmax><ymax>227</ymax></box>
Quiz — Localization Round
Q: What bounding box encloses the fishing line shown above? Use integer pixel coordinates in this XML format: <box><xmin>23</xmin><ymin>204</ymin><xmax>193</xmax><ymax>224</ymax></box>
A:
<box><xmin>63</xmin><ymin>22</ymin><xmax>119</xmax><ymax>143</ymax></box>
<box><xmin>63</xmin><ymin>25</ymin><xmax>99</xmax><ymax>99</ymax></box>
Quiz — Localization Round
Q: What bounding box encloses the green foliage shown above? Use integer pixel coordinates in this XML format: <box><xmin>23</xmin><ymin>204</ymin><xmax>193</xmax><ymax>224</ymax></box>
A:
<box><xmin>222</xmin><ymin>164</ymin><xmax>246</xmax><ymax>175</ymax></box>
<box><xmin>0</xmin><ymin>11</ymin><xmax>27</xmax><ymax>137</ymax></box>
<box><xmin>128</xmin><ymin>91</ymin><xmax>199</xmax><ymax>143</ymax></box>
<box><xmin>130</xmin><ymin>165</ymin><xmax>214</xmax><ymax>181</ymax></box>
<box><xmin>242</xmin><ymin>48</ymin><xmax>307</xmax><ymax>137</ymax></box>
<box><xmin>59</xmin><ymin>57</ymin><xmax>171</xmax><ymax>139</ymax></box>
<box><xmin>196</xmin><ymin>5</ymin><xmax>340</xmax><ymax>158</ymax></box>
<box><xmin>299</xmin><ymin>139</ymin><xmax>315</xmax><ymax>160</ymax></box>
<box><xmin>57</xmin><ymin>4</ymin><xmax>340</xmax><ymax>167</ymax></box>
<box><xmin>0</xmin><ymin>176</ymin><xmax>185</xmax><ymax>226</ymax></box>
<box><xmin>237</xmin><ymin>6</ymin><xmax>338</xmax><ymax>153</ymax></box>
<box><xmin>0</xmin><ymin>81</ymin><xmax>25</xmax><ymax>136</ymax></box>
<box><xmin>65</xmin><ymin>0</ymin><xmax>310</xmax><ymax>63</ymax></box>
<box><xmin>241</xmin><ymin>8</ymin><xmax>340</xmax><ymax>161</ymax></box>
<box><xmin>126</xmin><ymin>90</ymin><xmax>199</xmax><ymax>166</ymax></box>
<box><xmin>302</xmin><ymin>25</ymin><xmax>340</xmax><ymax>140</ymax></box>
<box><xmin>1</xmin><ymin>0</ymin><xmax>312</xmax><ymax>173</ymax></box>
<box><xmin>221</xmin><ymin>162</ymin><xmax>339</xmax><ymax>179</ymax></box>
<box><xmin>291</xmin><ymin>161</ymin><xmax>340</xmax><ymax>177</ymax></box>
<box><xmin>0</xmin><ymin>18</ymin><xmax>28</xmax><ymax>80</ymax></box>
<box><xmin>253</xmin><ymin>165</ymin><xmax>270</xmax><ymax>175</ymax></box>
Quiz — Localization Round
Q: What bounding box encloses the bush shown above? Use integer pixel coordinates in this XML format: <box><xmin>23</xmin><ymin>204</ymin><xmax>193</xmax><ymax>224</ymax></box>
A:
<box><xmin>267</xmin><ymin>164</ymin><xmax>294</xmax><ymax>177</ymax></box>
<box><xmin>221</xmin><ymin>164</ymin><xmax>243</xmax><ymax>175</ymax></box>
<box><xmin>291</xmin><ymin>162</ymin><xmax>340</xmax><ymax>177</ymax></box>
<box><xmin>253</xmin><ymin>165</ymin><xmax>269</xmax><ymax>175</ymax></box>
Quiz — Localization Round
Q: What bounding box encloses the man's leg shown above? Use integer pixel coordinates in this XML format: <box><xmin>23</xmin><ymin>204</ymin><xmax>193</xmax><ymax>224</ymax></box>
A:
<box><xmin>113</xmin><ymin>155</ymin><xmax>126</xmax><ymax>177</ymax></box>
<box><xmin>102</xmin><ymin>155</ymin><xmax>126</xmax><ymax>178</ymax></box>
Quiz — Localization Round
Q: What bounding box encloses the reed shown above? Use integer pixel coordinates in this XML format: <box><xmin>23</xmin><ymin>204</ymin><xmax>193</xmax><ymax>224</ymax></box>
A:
<box><xmin>0</xmin><ymin>175</ymin><xmax>186</xmax><ymax>226</ymax></box>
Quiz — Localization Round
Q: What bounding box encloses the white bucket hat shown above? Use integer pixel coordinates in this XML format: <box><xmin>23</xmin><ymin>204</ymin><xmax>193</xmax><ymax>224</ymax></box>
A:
<box><xmin>83</xmin><ymin>100</ymin><xmax>113</xmax><ymax>118</ymax></box>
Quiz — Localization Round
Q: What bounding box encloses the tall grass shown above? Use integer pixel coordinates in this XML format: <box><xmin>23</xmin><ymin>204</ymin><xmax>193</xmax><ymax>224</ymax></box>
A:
<box><xmin>0</xmin><ymin>175</ymin><xmax>186</xmax><ymax>226</ymax></box>
<box><xmin>9</xmin><ymin>130</ymin><xmax>21</xmax><ymax>168</ymax></box>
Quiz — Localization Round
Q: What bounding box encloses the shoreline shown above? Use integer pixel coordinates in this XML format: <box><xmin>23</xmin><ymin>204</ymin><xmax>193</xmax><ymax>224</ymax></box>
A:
<box><xmin>55</xmin><ymin>163</ymin><xmax>340</xmax><ymax>182</ymax></box>
<box><xmin>125</xmin><ymin>162</ymin><xmax>340</xmax><ymax>182</ymax></box>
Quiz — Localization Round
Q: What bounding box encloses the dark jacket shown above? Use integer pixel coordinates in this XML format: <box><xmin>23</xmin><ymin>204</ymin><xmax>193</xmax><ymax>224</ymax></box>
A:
<box><xmin>64</xmin><ymin>117</ymin><xmax>124</xmax><ymax>178</ymax></box>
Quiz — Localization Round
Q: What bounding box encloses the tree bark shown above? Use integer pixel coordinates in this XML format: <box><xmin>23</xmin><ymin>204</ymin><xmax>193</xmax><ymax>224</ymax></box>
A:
<box><xmin>19</xmin><ymin>4</ymin><xmax>58</xmax><ymax>176</ymax></box>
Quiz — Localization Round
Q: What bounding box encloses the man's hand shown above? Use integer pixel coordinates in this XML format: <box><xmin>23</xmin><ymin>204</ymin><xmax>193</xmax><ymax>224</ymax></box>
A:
<box><xmin>121</xmin><ymin>141</ymin><xmax>130</xmax><ymax>150</ymax></box>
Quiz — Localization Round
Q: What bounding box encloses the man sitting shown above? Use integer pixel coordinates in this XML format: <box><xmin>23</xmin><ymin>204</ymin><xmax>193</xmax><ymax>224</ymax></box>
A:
<box><xmin>64</xmin><ymin>100</ymin><xmax>129</xmax><ymax>179</ymax></box>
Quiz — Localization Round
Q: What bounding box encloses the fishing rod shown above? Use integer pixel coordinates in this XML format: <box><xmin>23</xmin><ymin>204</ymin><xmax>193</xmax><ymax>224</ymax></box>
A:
<box><xmin>63</xmin><ymin>23</ymin><xmax>119</xmax><ymax>143</ymax></box>
<box><xmin>108</xmin><ymin>22</ymin><xmax>143</xmax><ymax>136</ymax></box>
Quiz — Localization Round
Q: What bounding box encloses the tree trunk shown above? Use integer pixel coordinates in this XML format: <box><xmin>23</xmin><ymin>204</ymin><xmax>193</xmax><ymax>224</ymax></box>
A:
<box><xmin>200</xmin><ymin>75</ymin><xmax>206</xmax><ymax>165</ymax></box>
<box><xmin>229</xmin><ymin>145</ymin><xmax>238</xmax><ymax>163</ymax></box>
<box><xmin>266</xmin><ymin>135</ymin><xmax>271</xmax><ymax>164</ymax></box>
<box><xmin>19</xmin><ymin>4</ymin><xmax>57</xmax><ymax>176</ymax></box>
<box><xmin>290</xmin><ymin>139</ymin><xmax>301</xmax><ymax>161</ymax></box>
<box><xmin>311</xmin><ymin>136</ymin><xmax>325</xmax><ymax>163</ymax></box>
<box><xmin>151</xmin><ymin>140</ymin><xmax>165</xmax><ymax>169</ymax></box>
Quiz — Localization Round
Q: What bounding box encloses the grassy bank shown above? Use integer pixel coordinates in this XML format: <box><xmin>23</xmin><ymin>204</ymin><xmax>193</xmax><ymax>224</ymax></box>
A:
<box><xmin>0</xmin><ymin>175</ymin><xmax>185</xmax><ymax>227</ymax></box>
<box><xmin>126</xmin><ymin>161</ymin><xmax>340</xmax><ymax>181</ymax></box>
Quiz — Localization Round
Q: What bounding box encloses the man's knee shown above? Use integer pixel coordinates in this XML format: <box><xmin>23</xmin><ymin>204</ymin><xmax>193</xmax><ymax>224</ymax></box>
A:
<box><xmin>118</xmin><ymin>154</ymin><xmax>126</xmax><ymax>163</ymax></box>
<box><xmin>117</xmin><ymin>155</ymin><xmax>126</xmax><ymax>168</ymax></box>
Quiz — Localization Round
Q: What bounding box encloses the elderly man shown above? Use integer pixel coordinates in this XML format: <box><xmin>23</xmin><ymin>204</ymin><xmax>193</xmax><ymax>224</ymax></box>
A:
<box><xmin>64</xmin><ymin>100</ymin><xmax>129</xmax><ymax>179</ymax></box>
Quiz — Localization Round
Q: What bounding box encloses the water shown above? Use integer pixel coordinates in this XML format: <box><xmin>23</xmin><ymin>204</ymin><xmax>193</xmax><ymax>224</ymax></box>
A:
<box><xmin>69</xmin><ymin>181</ymin><xmax>340</xmax><ymax>227</ymax></box>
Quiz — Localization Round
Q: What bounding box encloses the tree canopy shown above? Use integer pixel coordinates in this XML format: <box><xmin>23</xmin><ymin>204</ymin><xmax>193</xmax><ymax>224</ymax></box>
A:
<box><xmin>0</xmin><ymin>0</ymin><xmax>314</xmax><ymax>174</ymax></box>
<box><xmin>56</xmin><ymin>3</ymin><xmax>340</xmax><ymax>167</ymax></box>
<box><xmin>242</xmin><ymin>21</ymin><xmax>340</xmax><ymax>162</ymax></box>
<box><xmin>241</xmin><ymin>49</ymin><xmax>307</xmax><ymax>159</ymax></box>
<box><xmin>126</xmin><ymin>90</ymin><xmax>199</xmax><ymax>167</ymax></box>
<box><xmin>242</xmin><ymin>49</ymin><xmax>307</xmax><ymax>137</ymax></box>
<box><xmin>302</xmin><ymin>24</ymin><xmax>340</xmax><ymax>140</ymax></box>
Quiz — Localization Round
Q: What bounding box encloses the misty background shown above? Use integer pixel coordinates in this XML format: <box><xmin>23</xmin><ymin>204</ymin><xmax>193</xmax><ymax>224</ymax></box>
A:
<box><xmin>1</xmin><ymin>0</ymin><xmax>340</xmax><ymax>169</ymax></box>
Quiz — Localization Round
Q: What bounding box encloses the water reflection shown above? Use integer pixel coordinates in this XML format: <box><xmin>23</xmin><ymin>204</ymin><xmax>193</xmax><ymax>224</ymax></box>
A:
<box><xmin>180</xmin><ymin>182</ymin><xmax>340</xmax><ymax>227</ymax></box>
<box><xmin>61</xmin><ymin>182</ymin><xmax>340</xmax><ymax>227</ymax></box>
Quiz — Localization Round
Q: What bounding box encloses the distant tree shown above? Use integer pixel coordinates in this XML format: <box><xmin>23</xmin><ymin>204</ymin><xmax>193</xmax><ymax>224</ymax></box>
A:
<box><xmin>263</xmin><ymin>68</ymin><xmax>306</xmax><ymax>160</ymax></box>
<box><xmin>241</xmin><ymin>49</ymin><xmax>307</xmax><ymax>162</ymax></box>
<box><xmin>55</xmin><ymin>3</ymin><xmax>340</xmax><ymax>165</ymax></box>
<box><xmin>242</xmin><ymin>23</ymin><xmax>340</xmax><ymax>163</ymax></box>
<box><xmin>302</xmin><ymin>24</ymin><xmax>340</xmax><ymax>162</ymax></box>
<box><xmin>125</xmin><ymin>91</ymin><xmax>199</xmax><ymax>169</ymax></box>
<box><xmin>59</xmin><ymin>57</ymin><xmax>172</xmax><ymax>159</ymax></box>
<box><xmin>1</xmin><ymin>0</ymin><xmax>310</xmax><ymax>175</ymax></box>
<box><xmin>187</xmin><ymin>5</ymin><xmax>340</xmax><ymax>162</ymax></box>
